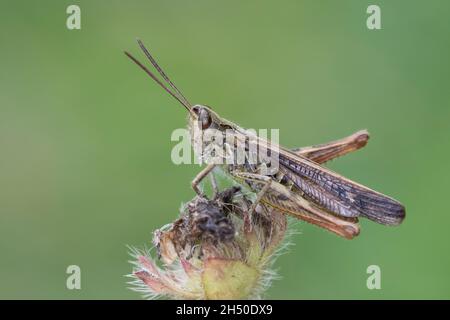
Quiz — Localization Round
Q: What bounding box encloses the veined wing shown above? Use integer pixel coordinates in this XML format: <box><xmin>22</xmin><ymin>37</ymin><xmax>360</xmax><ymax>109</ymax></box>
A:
<box><xmin>233</xmin><ymin>129</ymin><xmax>405</xmax><ymax>225</ymax></box>
<box><xmin>278</xmin><ymin>149</ymin><xmax>405</xmax><ymax>225</ymax></box>
<box><xmin>260</xmin><ymin>182</ymin><xmax>360</xmax><ymax>239</ymax></box>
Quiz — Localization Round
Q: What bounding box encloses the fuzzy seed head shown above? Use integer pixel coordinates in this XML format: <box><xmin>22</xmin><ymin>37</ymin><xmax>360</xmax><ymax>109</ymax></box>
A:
<box><xmin>128</xmin><ymin>186</ymin><xmax>291</xmax><ymax>300</ymax></box>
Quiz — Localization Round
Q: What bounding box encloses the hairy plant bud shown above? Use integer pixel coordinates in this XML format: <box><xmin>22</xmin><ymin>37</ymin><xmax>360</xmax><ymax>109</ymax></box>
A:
<box><xmin>129</xmin><ymin>186</ymin><xmax>290</xmax><ymax>300</ymax></box>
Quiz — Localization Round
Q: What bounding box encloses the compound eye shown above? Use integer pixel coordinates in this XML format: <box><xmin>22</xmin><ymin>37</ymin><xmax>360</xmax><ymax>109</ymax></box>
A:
<box><xmin>199</xmin><ymin>108</ymin><xmax>212</xmax><ymax>129</ymax></box>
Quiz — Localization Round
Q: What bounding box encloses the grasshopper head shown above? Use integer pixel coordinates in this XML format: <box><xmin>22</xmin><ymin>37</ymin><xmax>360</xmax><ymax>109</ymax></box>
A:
<box><xmin>189</xmin><ymin>104</ymin><xmax>239</xmax><ymax>137</ymax></box>
<box><xmin>190</xmin><ymin>104</ymin><xmax>237</xmax><ymax>130</ymax></box>
<box><xmin>190</xmin><ymin>105</ymin><xmax>214</xmax><ymax>130</ymax></box>
<box><xmin>189</xmin><ymin>104</ymin><xmax>240</xmax><ymax>165</ymax></box>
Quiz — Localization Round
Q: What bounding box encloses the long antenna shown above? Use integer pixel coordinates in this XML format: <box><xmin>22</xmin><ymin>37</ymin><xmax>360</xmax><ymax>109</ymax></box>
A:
<box><xmin>124</xmin><ymin>51</ymin><xmax>193</xmax><ymax>114</ymax></box>
<box><xmin>136</xmin><ymin>39</ymin><xmax>191</xmax><ymax>107</ymax></box>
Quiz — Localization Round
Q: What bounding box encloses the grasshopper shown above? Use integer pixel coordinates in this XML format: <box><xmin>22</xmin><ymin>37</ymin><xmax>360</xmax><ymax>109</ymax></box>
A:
<box><xmin>125</xmin><ymin>39</ymin><xmax>405</xmax><ymax>239</ymax></box>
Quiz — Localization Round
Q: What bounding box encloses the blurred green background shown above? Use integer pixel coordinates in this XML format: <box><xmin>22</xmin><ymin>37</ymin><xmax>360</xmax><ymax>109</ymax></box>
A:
<box><xmin>0</xmin><ymin>0</ymin><xmax>449</xmax><ymax>299</ymax></box>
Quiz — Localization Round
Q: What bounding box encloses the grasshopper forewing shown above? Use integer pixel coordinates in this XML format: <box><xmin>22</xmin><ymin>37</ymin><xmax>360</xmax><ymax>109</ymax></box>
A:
<box><xmin>125</xmin><ymin>39</ymin><xmax>406</xmax><ymax>239</ymax></box>
<box><xmin>266</xmin><ymin>130</ymin><xmax>369</xmax><ymax>239</ymax></box>
<box><xmin>228</xmin><ymin>129</ymin><xmax>404</xmax><ymax>237</ymax></box>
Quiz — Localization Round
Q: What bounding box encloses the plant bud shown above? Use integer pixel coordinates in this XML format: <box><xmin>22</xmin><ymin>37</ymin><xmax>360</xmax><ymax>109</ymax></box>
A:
<box><xmin>129</xmin><ymin>186</ymin><xmax>290</xmax><ymax>300</ymax></box>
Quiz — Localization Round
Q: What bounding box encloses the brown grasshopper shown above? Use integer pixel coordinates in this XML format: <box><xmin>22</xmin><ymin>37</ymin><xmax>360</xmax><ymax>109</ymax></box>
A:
<box><xmin>125</xmin><ymin>39</ymin><xmax>406</xmax><ymax>239</ymax></box>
